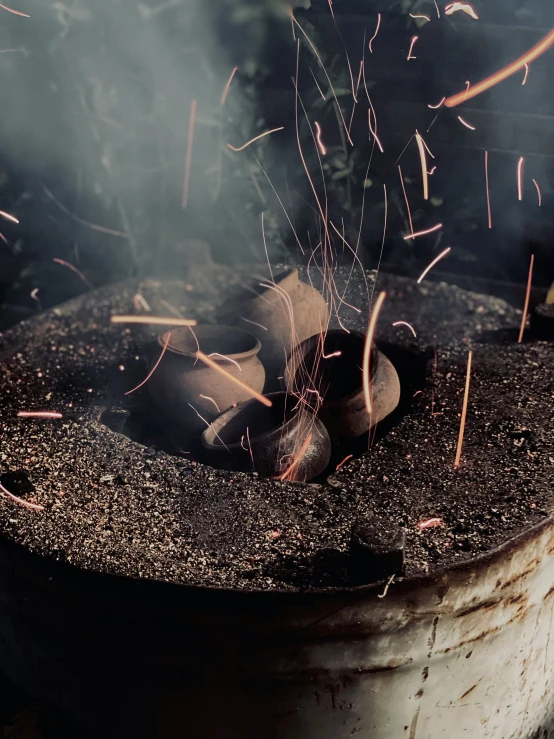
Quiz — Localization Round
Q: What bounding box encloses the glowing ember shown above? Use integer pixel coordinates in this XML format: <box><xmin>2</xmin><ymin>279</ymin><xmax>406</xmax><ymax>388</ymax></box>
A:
<box><xmin>181</xmin><ymin>98</ymin><xmax>197</xmax><ymax>209</ymax></box>
<box><xmin>369</xmin><ymin>13</ymin><xmax>381</xmax><ymax>53</ymax></box>
<box><xmin>428</xmin><ymin>97</ymin><xmax>445</xmax><ymax>109</ymax></box>
<box><xmin>417</xmin><ymin>247</ymin><xmax>451</xmax><ymax>283</ymax></box>
<box><xmin>407</xmin><ymin>36</ymin><xmax>418</xmax><ymax>60</ymax></box>
<box><xmin>17</xmin><ymin>411</ymin><xmax>63</xmax><ymax>419</ymax></box>
<box><xmin>518</xmin><ymin>254</ymin><xmax>535</xmax><ymax>344</ymax></box>
<box><xmin>457</xmin><ymin>115</ymin><xmax>476</xmax><ymax>131</ymax></box>
<box><xmin>409</xmin><ymin>13</ymin><xmax>430</xmax><ymax>22</ymax></box>
<box><xmin>220</xmin><ymin>66</ymin><xmax>238</xmax><ymax>106</ymax></box>
<box><xmin>415</xmin><ymin>130</ymin><xmax>432</xmax><ymax>200</ymax></box>
<box><xmin>454</xmin><ymin>350</ymin><xmax>473</xmax><ymax>468</ymax></box>
<box><xmin>335</xmin><ymin>455</ymin><xmax>353</xmax><ymax>472</ymax></box>
<box><xmin>110</xmin><ymin>315</ymin><xmax>197</xmax><ymax>327</ymax></box>
<box><xmin>277</xmin><ymin>432</ymin><xmax>313</xmax><ymax>481</ymax></box>
<box><xmin>517</xmin><ymin>156</ymin><xmax>524</xmax><ymax>201</ymax></box>
<box><xmin>0</xmin><ymin>209</ymin><xmax>19</xmax><ymax>224</ymax></box>
<box><xmin>363</xmin><ymin>291</ymin><xmax>386</xmax><ymax>415</ymax></box>
<box><xmin>368</xmin><ymin>109</ymin><xmax>384</xmax><ymax>152</ymax></box>
<box><xmin>444</xmin><ymin>2</ymin><xmax>478</xmax><ymax>19</ymax></box>
<box><xmin>404</xmin><ymin>223</ymin><xmax>442</xmax><ymax>241</ymax></box>
<box><xmin>0</xmin><ymin>482</ymin><xmax>43</xmax><ymax>511</ymax></box>
<box><xmin>0</xmin><ymin>4</ymin><xmax>29</xmax><ymax>18</ymax></box>
<box><xmin>227</xmin><ymin>127</ymin><xmax>284</xmax><ymax>152</ymax></box>
<box><xmin>314</xmin><ymin>121</ymin><xmax>327</xmax><ymax>155</ymax></box>
<box><xmin>418</xmin><ymin>517</ymin><xmax>443</xmax><ymax>530</ymax></box>
<box><xmin>444</xmin><ymin>29</ymin><xmax>554</xmax><ymax>108</ymax></box>
<box><xmin>393</xmin><ymin>321</ymin><xmax>417</xmax><ymax>338</ymax></box>
<box><xmin>522</xmin><ymin>63</ymin><xmax>530</xmax><ymax>85</ymax></box>
<box><xmin>485</xmin><ymin>150</ymin><xmax>492</xmax><ymax>229</ymax></box>
<box><xmin>196</xmin><ymin>351</ymin><xmax>272</xmax><ymax>407</ymax></box>
<box><xmin>125</xmin><ymin>332</ymin><xmax>171</xmax><ymax>396</ymax></box>
<box><xmin>532</xmin><ymin>178</ymin><xmax>542</xmax><ymax>206</ymax></box>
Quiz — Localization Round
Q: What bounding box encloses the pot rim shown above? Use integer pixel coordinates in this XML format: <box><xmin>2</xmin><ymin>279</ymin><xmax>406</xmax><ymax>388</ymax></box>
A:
<box><xmin>157</xmin><ymin>324</ymin><xmax>262</xmax><ymax>362</ymax></box>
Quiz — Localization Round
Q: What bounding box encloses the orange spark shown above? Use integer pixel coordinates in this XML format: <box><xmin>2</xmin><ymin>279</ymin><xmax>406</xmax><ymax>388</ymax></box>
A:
<box><xmin>314</xmin><ymin>121</ymin><xmax>327</xmax><ymax>155</ymax></box>
<box><xmin>415</xmin><ymin>130</ymin><xmax>431</xmax><ymax>200</ymax></box>
<box><xmin>518</xmin><ymin>254</ymin><xmax>535</xmax><ymax>344</ymax></box>
<box><xmin>433</xmin><ymin>0</ymin><xmax>440</xmax><ymax>17</ymax></box>
<box><xmin>418</xmin><ymin>517</ymin><xmax>443</xmax><ymax>530</ymax></box>
<box><xmin>410</xmin><ymin>13</ymin><xmax>430</xmax><ymax>21</ymax></box>
<box><xmin>407</xmin><ymin>36</ymin><xmax>418</xmax><ymax>60</ymax></box>
<box><xmin>369</xmin><ymin>13</ymin><xmax>381</xmax><ymax>53</ymax></box>
<box><xmin>277</xmin><ymin>433</ymin><xmax>313</xmax><ymax>481</ymax></box>
<box><xmin>517</xmin><ymin>156</ymin><xmax>524</xmax><ymax>201</ymax></box>
<box><xmin>220</xmin><ymin>66</ymin><xmax>238</xmax><ymax>106</ymax></box>
<box><xmin>454</xmin><ymin>350</ymin><xmax>473</xmax><ymax>468</ymax></box>
<box><xmin>404</xmin><ymin>223</ymin><xmax>442</xmax><ymax>241</ymax></box>
<box><xmin>445</xmin><ymin>29</ymin><xmax>554</xmax><ymax>108</ymax></box>
<box><xmin>0</xmin><ymin>209</ymin><xmax>18</xmax><ymax>223</ymax></box>
<box><xmin>417</xmin><ymin>247</ymin><xmax>451</xmax><ymax>283</ymax></box>
<box><xmin>457</xmin><ymin>115</ymin><xmax>476</xmax><ymax>130</ymax></box>
<box><xmin>485</xmin><ymin>150</ymin><xmax>492</xmax><ymax>229</ymax></box>
<box><xmin>199</xmin><ymin>394</ymin><xmax>221</xmax><ymax>413</ymax></box>
<box><xmin>368</xmin><ymin>109</ymin><xmax>384</xmax><ymax>152</ymax></box>
<box><xmin>227</xmin><ymin>127</ymin><xmax>284</xmax><ymax>152</ymax></box>
<box><xmin>110</xmin><ymin>315</ymin><xmax>197</xmax><ymax>327</ymax></box>
<box><xmin>17</xmin><ymin>411</ymin><xmax>62</xmax><ymax>419</ymax></box>
<box><xmin>0</xmin><ymin>4</ymin><xmax>29</xmax><ymax>17</ymax></box>
<box><xmin>53</xmin><ymin>258</ymin><xmax>91</xmax><ymax>287</ymax></box>
<box><xmin>0</xmin><ymin>482</ymin><xmax>43</xmax><ymax>511</ymax></box>
<box><xmin>522</xmin><ymin>63</ymin><xmax>530</xmax><ymax>85</ymax></box>
<box><xmin>428</xmin><ymin>97</ymin><xmax>445</xmax><ymax>109</ymax></box>
<box><xmin>125</xmin><ymin>332</ymin><xmax>171</xmax><ymax>396</ymax></box>
<box><xmin>335</xmin><ymin>454</ymin><xmax>353</xmax><ymax>472</ymax></box>
<box><xmin>532</xmin><ymin>178</ymin><xmax>542</xmax><ymax>206</ymax></box>
<box><xmin>444</xmin><ymin>2</ymin><xmax>478</xmax><ymax>19</ymax></box>
<box><xmin>398</xmin><ymin>165</ymin><xmax>414</xmax><ymax>235</ymax></box>
<box><xmin>196</xmin><ymin>351</ymin><xmax>272</xmax><ymax>407</ymax></box>
<box><xmin>182</xmin><ymin>99</ymin><xmax>197</xmax><ymax>208</ymax></box>
<box><xmin>363</xmin><ymin>291</ymin><xmax>386</xmax><ymax>414</ymax></box>
<box><xmin>393</xmin><ymin>321</ymin><xmax>417</xmax><ymax>337</ymax></box>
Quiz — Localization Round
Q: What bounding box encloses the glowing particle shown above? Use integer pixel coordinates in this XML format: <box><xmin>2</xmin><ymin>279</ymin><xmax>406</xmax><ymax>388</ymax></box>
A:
<box><xmin>110</xmin><ymin>315</ymin><xmax>196</xmax><ymax>327</ymax></box>
<box><xmin>457</xmin><ymin>115</ymin><xmax>476</xmax><ymax>130</ymax></box>
<box><xmin>363</xmin><ymin>291</ymin><xmax>386</xmax><ymax>415</ymax></box>
<box><xmin>182</xmin><ymin>99</ymin><xmax>197</xmax><ymax>208</ymax></box>
<box><xmin>518</xmin><ymin>254</ymin><xmax>535</xmax><ymax>344</ymax></box>
<box><xmin>196</xmin><ymin>351</ymin><xmax>272</xmax><ymax>407</ymax></box>
<box><xmin>125</xmin><ymin>332</ymin><xmax>171</xmax><ymax>396</ymax></box>
<box><xmin>444</xmin><ymin>2</ymin><xmax>479</xmax><ymax>19</ymax></box>
<box><xmin>404</xmin><ymin>223</ymin><xmax>443</xmax><ymax>241</ymax></box>
<box><xmin>393</xmin><ymin>321</ymin><xmax>417</xmax><ymax>338</ymax></box>
<box><xmin>407</xmin><ymin>36</ymin><xmax>418</xmax><ymax>60</ymax></box>
<box><xmin>369</xmin><ymin>13</ymin><xmax>381</xmax><ymax>53</ymax></box>
<box><xmin>227</xmin><ymin>127</ymin><xmax>284</xmax><ymax>152</ymax></box>
<box><xmin>417</xmin><ymin>247</ymin><xmax>451</xmax><ymax>283</ymax></box>
<box><xmin>314</xmin><ymin>121</ymin><xmax>327</xmax><ymax>155</ymax></box>
<box><xmin>454</xmin><ymin>350</ymin><xmax>473</xmax><ymax>468</ymax></box>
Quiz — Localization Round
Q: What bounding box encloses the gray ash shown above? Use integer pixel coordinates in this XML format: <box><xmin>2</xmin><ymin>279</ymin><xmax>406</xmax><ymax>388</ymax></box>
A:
<box><xmin>0</xmin><ymin>267</ymin><xmax>552</xmax><ymax>591</ymax></box>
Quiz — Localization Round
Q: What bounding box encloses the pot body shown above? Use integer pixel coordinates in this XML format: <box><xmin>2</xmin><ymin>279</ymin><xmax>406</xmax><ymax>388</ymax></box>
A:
<box><xmin>0</xmin><ymin>520</ymin><xmax>553</xmax><ymax>738</ymax></box>
<box><xmin>223</xmin><ymin>269</ymin><xmax>329</xmax><ymax>391</ymax></box>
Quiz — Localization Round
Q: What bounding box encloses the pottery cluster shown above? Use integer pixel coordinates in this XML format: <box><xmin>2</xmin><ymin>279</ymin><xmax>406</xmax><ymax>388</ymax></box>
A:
<box><xmin>148</xmin><ymin>268</ymin><xmax>400</xmax><ymax>482</ymax></box>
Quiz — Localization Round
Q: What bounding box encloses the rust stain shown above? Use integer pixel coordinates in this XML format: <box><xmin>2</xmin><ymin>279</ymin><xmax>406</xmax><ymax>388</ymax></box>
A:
<box><xmin>427</xmin><ymin>615</ymin><xmax>439</xmax><ymax>657</ymax></box>
<box><xmin>415</xmin><ymin>688</ymin><xmax>424</xmax><ymax>699</ymax></box>
<box><xmin>544</xmin><ymin>584</ymin><xmax>554</xmax><ymax>600</ymax></box>
<box><xmin>459</xmin><ymin>683</ymin><xmax>478</xmax><ymax>700</ymax></box>
<box><xmin>497</xmin><ymin>561</ymin><xmax>540</xmax><ymax>589</ymax></box>
<box><xmin>356</xmin><ymin>659</ymin><xmax>413</xmax><ymax>675</ymax></box>
<box><xmin>421</xmin><ymin>666</ymin><xmax>429</xmax><ymax>682</ymax></box>
<box><xmin>409</xmin><ymin>706</ymin><xmax>420</xmax><ymax>739</ymax></box>
<box><xmin>456</xmin><ymin>597</ymin><xmax>500</xmax><ymax>618</ymax></box>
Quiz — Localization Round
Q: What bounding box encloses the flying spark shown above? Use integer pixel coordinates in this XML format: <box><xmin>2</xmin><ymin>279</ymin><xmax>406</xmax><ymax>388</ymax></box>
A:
<box><xmin>0</xmin><ymin>482</ymin><xmax>43</xmax><ymax>511</ymax></box>
<box><xmin>227</xmin><ymin>127</ymin><xmax>284</xmax><ymax>152</ymax></box>
<box><xmin>518</xmin><ymin>254</ymin><xmax>535</xmax><ymax>344</ymax></box>
<box><xmin>182</xmin><ymin>99</ymin><xmax>197</xmax><ymax>208</ymax></box>
<box><xmin>407</xmin><ymin>36</ymin><xmax>418</xmax><ymax>60</ymax></box>
<box><xmin>457</xmin><ymin>115</ymin><xmax>476</xmax><ymax>130</ymax></box>
<box><xmin>207</xmin><ymin>352</ymin><xmax>242</xmax><ymax>371</ymax></box>
<box><xmin>369</xmin><ymin>13</ymin><xmax>381</xmax><ymax>53</ymax></box>
<box><xmin>277</xmin><ymin>433</ymin><xmax>313</xmax><ymax>481</ymax></box>
<box><xmin>314</xmin><ymin>121</ymin><xmax>327</xmax><ymax>155</ymax></box>
<box><xmin>532</xmin><ymin>179</ymin><xmax>542</xmax><ymax>206</ymax></box>
<box><xmin>0</xmin><ymin>210</ymin><xmax>18</xmax><ymax>224</ymax></box>
<box><xmin>335</xmin><ymin>454</ymin><xmax>353</xmax><ymax>472</ymax></box>
<box><xmin>522</xmin><ymin>63</ymin><xmax>530</xmax><ymax>85</ymax></box>
<box><xmin>220</xmin><ymin>66</ymin><xmax>238</xmax><ymax>106</ymax></box>
<box><xmin>428</xmin><ymin>97</ymin><xmax>445</xmax><ymax>109</ymax></box>
<box><xmin>199</xmin><ymin>395</ymin><xmax>221</xmax><ymax>413</ymax></box>
<box><xmin>368</xmin><ymin>109</ymin><xmax>384</xmax><ymax>152</ymax></box>
<box><xmin>517</xmin><ymin>156</ymin><xmax>524</xmax><ymax>201</ymax></box>
<box><xmin>485</xmin><ymin>150</ymin><xmax>492</xmax><ymax>229</ymax></box>
<box><xmin>415</xmin><ymin>130</ymin><xmax>432</xmax><ymax>200</ymax></box>
<box><xmin>363</xmin><ymin>291</ymin><xmax>386</xmax><ymax>415</ymax></box>
<box><xmin>417</xmin><ymin>247</ymin><xmax>451</xmax><ymax>283</ymax></box>
<box><xmin>17</xmin><ymin>411</ymin><xmax>63</xmax><ymax>419</ymax></box>
<box><xmin>0</xmin><ymin>4</ymin><xmax>30</xmax><ymax>17</ymax></box>
<box><xmin>110</xmin><ymin>315</ymin><xmax>197</xmax><ymax>327</ymax></box>
<box><xmin>404</xmin><ymin>223</ymin><xmax>443</xmax><ymax>240</ymax></box>
<box><xmin>454</xmin><ymin>350</ymin><xmax>473</xmax><ymax>468</ymax></box>
<box><xmin>125</xmin><ymin>332</ymin><xmax>171</xmax><ymax>396</ymax></box>
<box><xmin>196</xmin><ymin>351</ymin><xmax>272</xmax><ymax>407</ymax></box>
<box><xmin>444</xmin><ymin>29</ymin><xmax>554</xmax><ymax>107</ymax></box>
<box><xmin>53</xmin><ymin>258</ymin><xmax>92</xmax><ymax>287</ymax></box>
<box><xmin>398</xmin><ymin>165</ymin><xmax>414</xmax><ymax>235</ymax></box>
<box><xmin>393</xmin><ymin>321</ymin><xmax>417</xmax><ymax>338</ymax></box>
<box><xmin>418</xmin><ymin>517</ymin><xmax>443</xmax><ymax>530</ymax></box>
<box><xmin>444</xmin><ymin>2</ymin><xmax>479</xmax><ymax>19</ymax></box>
<box><xmin>410</xmin><ymin>13</ymin><xmax>430</xmax><ymax>22</ymax></box>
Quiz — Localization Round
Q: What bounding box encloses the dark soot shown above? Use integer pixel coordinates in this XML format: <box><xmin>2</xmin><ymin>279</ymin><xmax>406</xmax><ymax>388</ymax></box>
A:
<box><xmin>0</xmin><ymin>267</ymin><xmax>552</xmax><ymax>591</ymax></box>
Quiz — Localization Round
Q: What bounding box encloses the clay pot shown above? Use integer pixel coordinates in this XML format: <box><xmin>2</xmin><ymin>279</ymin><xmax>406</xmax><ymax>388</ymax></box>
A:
<box><xmin>217</xmin><ymin>268</ymin><xmax>329</xmax><ymax>391</ymax></box>
<box><xmin>201</xmin><ymin>392</ymin><xmax>331</xmax><ymax>482</ymax></box>
<box><xmin>147</xmin><ymin>325</ymin><xmax>265</xmax><ymax>435</ymax></box>
<box><xmin>283</xmin><ymin>330</ymin><xmax>400</xmax><ymax>439</ymax></box>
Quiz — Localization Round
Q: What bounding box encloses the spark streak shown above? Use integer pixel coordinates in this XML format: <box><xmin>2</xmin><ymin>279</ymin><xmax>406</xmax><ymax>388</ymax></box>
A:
<box><xmin>0</xmin><ymin>210</ymin><xmax>18</xmax><ymax>224</ymax></box>
<box><xmin>532</xmin><ymin>178</ymin><xmax>542</xmax><ymax>206</ymax></box>
<box><xmin>485</xmin><ymin>150</ymin><xmax>492</xmax><ymax>228</ymax></box>
<box><xmin>444</xmin><ymin>2</ymin><xmax>478</xmax><ymax>19</ymax></box>
<box><xmin>522</xmin><ymin>63</ymin><xmax>530</xmax><ymax>85</ymax></box>
<box><xmin>517</xmin><ymin>156</ymin><xmax>524</xmax><ymax>201</ymax></box>
<box><xmin>363</xmin><ymin>291</ymin><xmax>386</xmax><ymax>415</ymax></box>
<box><xmin>403</xmin><ymin>223</ymin><xmax>442</xmax><ymax>240</ymax></box>
<box><xmin>0</xmin><ymin>482</ymin><xmax>43</xmax><ymax>511</ymax></box>
<box><xmin>454</xmin><ymin>350</ymin><xmax>473</xmax><ymax>468</ymax></box>
<box><xmin>110</xmin><ymin>316</ymin><xmax>197</xmax><ymax>327</ymax></box>
<box><xmin>335</xmin><ymin>454</ymin><xmax>353</xmax><ymax>472</ymax></box>
<box><xmin>415</xmin><ymin>130</ymin><xmax>431</xmax><ymax>200</ymax></box>
<box><xmin>17</xmin><ymin>411</ymin><xmax>63</xmax><ymax>419</ymax></box>
<box><xmin>196</xmin><ymin>351</ymin><xmax>272</xmax><ymax>407</ymax></box>
<box><xmin>407</xmin><ymin>36</ymin><xmax>418</xmax><ymax>60</ymax></box>
<box><xmin>417</xmin><ymin>247</ymin><xmax>451</xmax><ymax>283</ymax></box>
<box><xmin>227</xmin><ymin>127</ymin><xmax>284</xmax><ymax>152</ymax></box>
<box><xmin>182</xmin><ymin>99</ymin><xmax>197</xmax><ymax>208</ymax></box>
<box><xmin>125</xmin><ymin>332</ymin><xmax>171</xmax><ymax>396</ymax></box>
<box><xmin>53</xmin><ymin>258</ymin><xmax>92</xmax><ymax>287</ymax></box>
<box><xmin>393</xmin><ymin>321</ymin><xmax>417</xmax><ymax>337</ymax></box>
<box><xmin>314</xmin><ymin>121</ymin><xmax>327</xmax><ymax>155</ymax></box>
<box><xmin>220</xmin><ymin>66</ymin><xmax>238</xmax><ymax>106</ymax></box>
<box><xmin>457</xmin><ymin>115</ymin><xmax>476</xmax><ymax>130</ymax></box>
<box><xmin>444</xmin><ymin>29</ymin><xmax>554</xmax><ymax>108</ymax></box>
<box><xmin>428</xmin><ymin>97</ymin><xmax>445</xmax><ymax>109</ymax></box>
<box><xmin>410</xmin><ymin>13</ymin><xmax>430</xmax><ymax>21</ymax></box>
<box><xmin>369</xmin><ymin>13</ymin><xmax>381</xmax><ymax>53</ymax></box>
<box><xmin>518</xmin><ymin>254</ymin><xmax>535</xmax><ymax>344</ymax></box>
<box><xmin>199</xmin><ymin>395</ymin><xmax>221</xmax><ymax>413</ymax></box>
<box><xmin>418</xmin><ymin>517</ymin><xmax>443</xmax><ymax>530</ymax></box>
<box><xmin>0</xmin><ymin>4</ymin><xmax>29</xmax><ymax>17</ymax></box>
<box><xmin>398</xmin><ymin>165</ymin><xmax>414</xmax><ymax>235</ymax></box>
<box><xmin>368</xmin><ymin>109</ymin><xmax>384</xmax><ymax>152</ymax></box>
<box><xmin>277</xmin><ymin>433</ymin><xmax>312</xmax><ymax>481</ymax></box>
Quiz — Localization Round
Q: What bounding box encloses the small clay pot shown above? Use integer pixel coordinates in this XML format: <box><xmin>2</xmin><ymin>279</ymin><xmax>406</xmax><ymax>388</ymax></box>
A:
<box><xmin>217</xmin><ymin>267</ymin><xmax>329</xmax><ymax>391</ymax></box>
<box><xmin>148</xmin><ymin>325</ymin><xmax>265</xmax><ymax>434</ymax></box>
<box><xmin>282</xmin><ymin>330</ymin><xmax>400</xmax><ymax>439</ymax></box>
<box><xmin>201</xmin><ymin>392</ymin><xmax>331</xmax><ymax>482</ymax></box>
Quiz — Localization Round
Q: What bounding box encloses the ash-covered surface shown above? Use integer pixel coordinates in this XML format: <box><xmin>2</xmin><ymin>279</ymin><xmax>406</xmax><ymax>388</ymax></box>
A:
<box><xmin>0</xmin><ymin>267</ymin><xmax>552</xmax><ymax>591</ymax></box>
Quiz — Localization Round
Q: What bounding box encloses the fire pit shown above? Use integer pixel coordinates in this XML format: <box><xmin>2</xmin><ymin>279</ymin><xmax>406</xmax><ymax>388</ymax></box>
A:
<box><xmin>0</xmin><ymin>265</ymin><xmax>553</xmax><ymax>738</ymax></box>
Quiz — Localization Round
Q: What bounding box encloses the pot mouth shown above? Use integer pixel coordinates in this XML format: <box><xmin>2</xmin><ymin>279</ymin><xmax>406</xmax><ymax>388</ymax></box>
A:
<box><xmin>283</xmin><ymin>330</ymin><xmax>379</xmax><ymax>405</ymax></box>
<box><xmin>158</xmin><ymin>325</ymin><xmax>261</xmax><ymax>360</ymax></box>
<box><xmin>202</xmin><ymin>391</ymin><xmax>306</xmax><ymax>451</ymax></box>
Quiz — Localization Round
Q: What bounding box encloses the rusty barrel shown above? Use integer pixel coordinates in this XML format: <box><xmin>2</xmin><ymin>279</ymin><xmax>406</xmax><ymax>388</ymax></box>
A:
<box><xmin>0</xmin><ymin>514</ymin><xmax>553</xmax><ymax>739</ymax></box>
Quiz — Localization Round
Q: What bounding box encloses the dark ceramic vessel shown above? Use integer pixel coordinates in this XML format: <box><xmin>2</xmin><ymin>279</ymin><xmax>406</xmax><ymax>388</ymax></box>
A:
<box><xmin>201</xmin><ymin>391</ymin><xmax>331</xmax><ymax>481</ymax></box>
